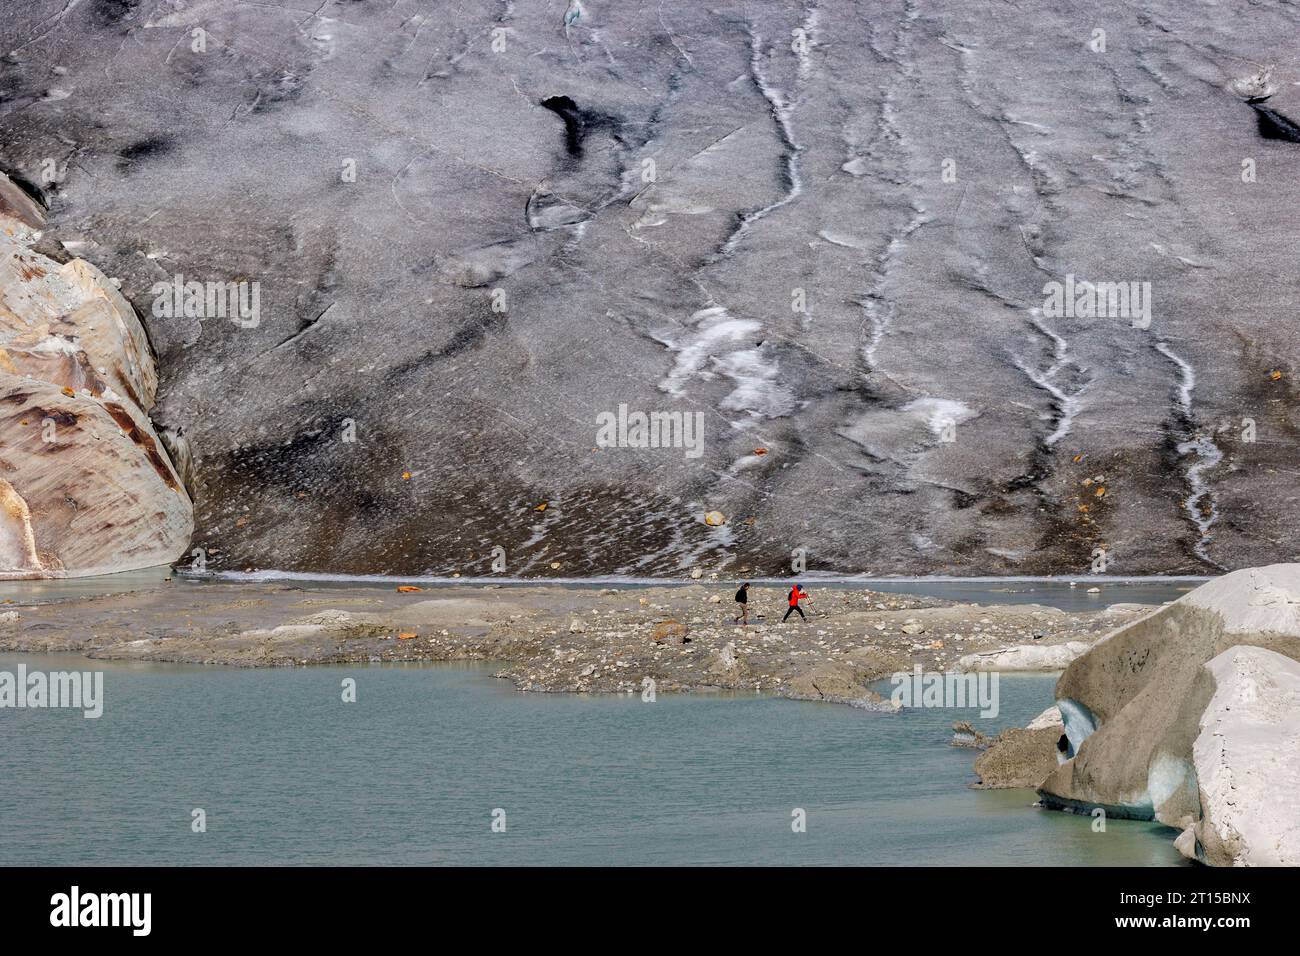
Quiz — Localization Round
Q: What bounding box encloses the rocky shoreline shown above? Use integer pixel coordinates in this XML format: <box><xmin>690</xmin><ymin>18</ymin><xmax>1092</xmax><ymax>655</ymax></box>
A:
<box><xmin>14</xmin><ymin>570</ymin><xmax>1298</xmax><ymax>867</ymax></box>
<box><xmin>0</xmin><ymin>580</ymin><xmax>1145</xmax><ymax>703</ymax></box>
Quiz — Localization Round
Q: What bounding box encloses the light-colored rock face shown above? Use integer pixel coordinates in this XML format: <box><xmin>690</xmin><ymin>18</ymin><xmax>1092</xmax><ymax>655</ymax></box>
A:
<box><xmin>1026</xmin><ymin>705</ymin><xmax>1064</xmax><ymax>731</ymax></box>
<box><xmin>0</xmin><ymin>173</ymin><xmax>192</xmax><ymax>578</ymax></box>
<box><xmin>1187</xmin><ymin>646</ymin><xmax>1300</xmax><ymax>867</ymax></box>
<box><xmin>1039</xmin><ymin>566</ymin><xmax>1300</xmax><ymax>864</ymax></box>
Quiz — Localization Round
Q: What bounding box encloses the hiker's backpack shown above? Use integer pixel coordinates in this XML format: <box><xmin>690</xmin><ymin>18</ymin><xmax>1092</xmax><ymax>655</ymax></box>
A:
<box><xmin>734</xmin><ymin>587</ymin><xmax>746</xmax><ymax>602</ymax></box>
<box><xmin>788</xmin><ymin>588</ymin><xmax>796</xmax><ymax>602</ymax></box>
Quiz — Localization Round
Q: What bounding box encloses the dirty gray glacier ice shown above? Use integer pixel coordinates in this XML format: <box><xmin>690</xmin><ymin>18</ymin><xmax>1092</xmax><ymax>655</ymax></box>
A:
<box><xmin>2</xmin><ymin>0</ymin><xmax>1299</xmax><ymax>577</ymax></box>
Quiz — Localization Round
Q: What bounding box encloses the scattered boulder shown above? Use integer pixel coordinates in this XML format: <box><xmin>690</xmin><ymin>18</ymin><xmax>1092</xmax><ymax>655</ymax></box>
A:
<box><xmin>1027</xmin><ymin>705</ymin><xmax>1065</xmax><ymax>731</ymax></box>
<box><xmin>236</xmin><ymin>610</ymin><xmax>391</xmax><ymax>649</ymax></box>
<box><xmin>972</xmin><ymin>706</ymin><xmax>1065</xmax><ymax>789</ymax></box>
<box><xmin>785</xmin><ymin>660</ymin><xmax>864</xmax><ymax>702</ymax></box>
<box><xmin>1173</xmin><ymin>826</ymin><xmax>1198</xmax><ymax>859</ymax></box>
<box><xmin>651</xmin><ymin>620</ymin><xmax>688</xmax><ymax>643</ymax></box>
<box><xmin>958</xmin><ymin>641</ymin><xmax>1092</xmax><ymax>671</ymax></box>
<box><xmin>1098</xmin><ymin>602</ymin><xmax>1157</xmax><ymax>620</ymax></box>
<box><xmin>705</xmin><ymin>641</ymin><xmax>749</xmax><ymax>683</ymax></box>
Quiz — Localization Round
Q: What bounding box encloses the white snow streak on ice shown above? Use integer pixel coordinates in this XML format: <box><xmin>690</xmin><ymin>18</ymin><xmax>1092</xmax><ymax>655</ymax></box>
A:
<box><xmin>902</xmin><ymin>397</ymin><xmax>976</xmax><ymax>438</ymax></box>
<box><xmin>1012</xmin><ymin>310</ymin><xmax>1086</xmax><ymax>447</ymax></box>
<box><xmin>656</xmin><ymin>307</ymin><xmax>793</xmax><ymax>418</ymax></box>
<box><xmin>721</xmin><ymin>29</ymin><xmax>805</xmax><ymax>256</ymax></box>
<box><xmin>1155</xmin><ymin>340</ymin><xmax>1223</xmax><ymax>566</ymax></box>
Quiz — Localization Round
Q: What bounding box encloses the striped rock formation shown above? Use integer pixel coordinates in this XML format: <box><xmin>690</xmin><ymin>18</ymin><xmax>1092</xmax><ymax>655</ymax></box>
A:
<box><xmin>0</xmin><ymin>172</ymin><xmax>191</xmax><ymax>578</ymax></box>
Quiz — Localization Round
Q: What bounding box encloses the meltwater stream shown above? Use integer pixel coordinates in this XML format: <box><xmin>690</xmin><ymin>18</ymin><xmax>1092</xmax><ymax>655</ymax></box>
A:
<box><xmin>0</xmin><ymin>654</ymin><xmax>1184</xmax><ymax>866</ymax></box>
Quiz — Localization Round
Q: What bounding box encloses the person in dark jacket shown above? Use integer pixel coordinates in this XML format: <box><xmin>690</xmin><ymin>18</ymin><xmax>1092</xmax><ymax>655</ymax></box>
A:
<box><xmin>782</xmin><ymin>583</ymin><xmax>809</xmax><ymax>622</ymax></box>
<box><xmin>733</xmin><ymin>582</ymin><xmax>751</xmax><ymax>624</ymax></box>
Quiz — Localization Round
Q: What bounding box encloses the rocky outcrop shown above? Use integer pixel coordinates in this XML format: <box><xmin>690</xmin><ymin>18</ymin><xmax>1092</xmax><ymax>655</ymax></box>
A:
<box><xmin>1038</xmin><ymin>565</ymin><xmax>1300</xmax><ymax>865</ymax></box>
<box><xmin>0</xmin><ymin>172</ymin><xmax>192</xmax><ymax>578</ymax></box>
<box><xmin>782</xmin><ymin>647</ymin><xmax>907</xmax><ymax>709</ymax></box>
<box><xmin>973</xmin><ymin>706</ymin><xmax>1066</xmax><ymax>790</ymax></box>
<box><xmin>951</xmin><ymin>720</ymin><xmax>989</xmax><ymax>749</ymax></box>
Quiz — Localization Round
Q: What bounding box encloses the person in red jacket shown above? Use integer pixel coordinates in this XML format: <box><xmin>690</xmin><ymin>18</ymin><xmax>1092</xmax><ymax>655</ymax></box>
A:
<box><xmin>782</xmin><ymin>583</ymin><xmax>809</xmax><ymax>622</ymax></box>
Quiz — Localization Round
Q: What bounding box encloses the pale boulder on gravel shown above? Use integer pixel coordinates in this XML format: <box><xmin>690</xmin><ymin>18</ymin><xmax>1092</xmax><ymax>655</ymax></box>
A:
<box><xmin>958</xmin><ymin>641</ymin><xmax>1092</xmax><ymax>672</ymax></box>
